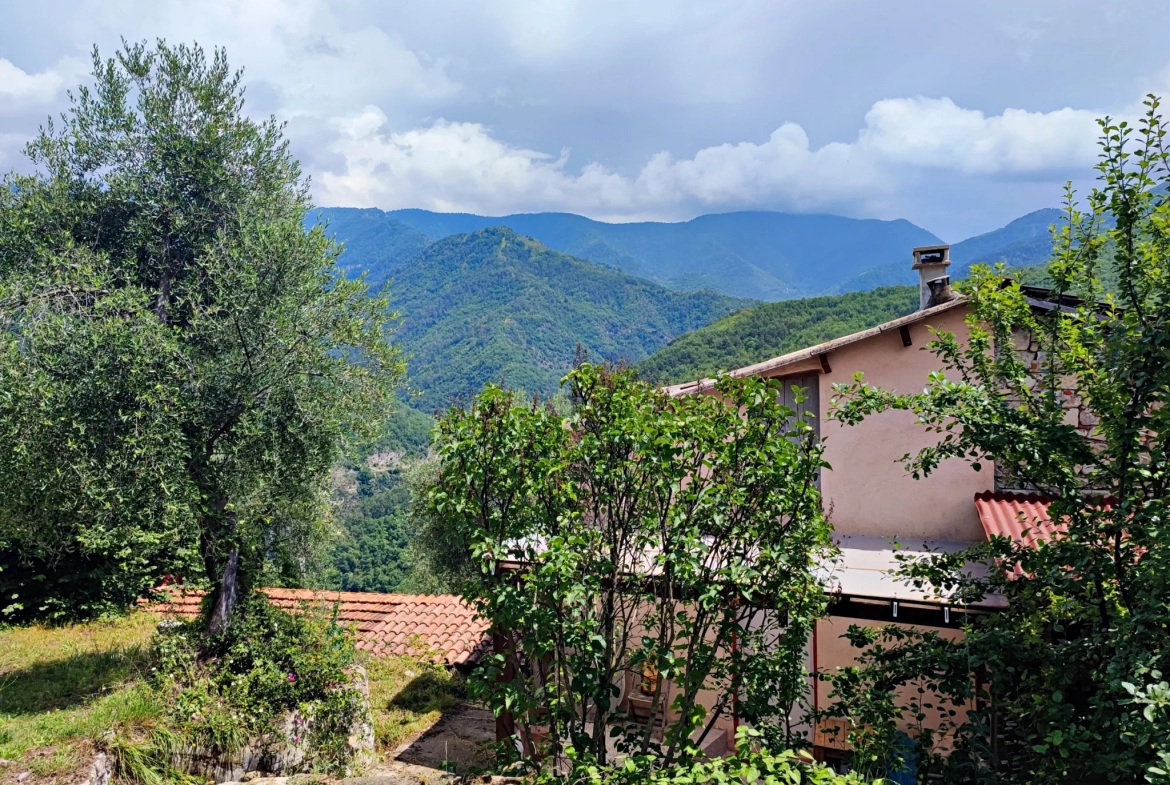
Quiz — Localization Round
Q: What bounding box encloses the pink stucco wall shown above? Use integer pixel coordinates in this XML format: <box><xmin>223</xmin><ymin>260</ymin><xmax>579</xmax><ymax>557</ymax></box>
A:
<box><xmin>811</xmin><ymin>305</ymin><xmax>992</xmax><ymax>543</ymax></box>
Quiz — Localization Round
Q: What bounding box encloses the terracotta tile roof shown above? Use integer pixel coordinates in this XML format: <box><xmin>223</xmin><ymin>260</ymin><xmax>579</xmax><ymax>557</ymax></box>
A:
<box><xmin>139</xmin><ymin>587</ymin><xmax>490</xmax><ymax>667</ymax></box>
<box><xmin>974</xmin><ymin>491</ymin><xmax>1063</xmax><ymax>547</ymax></box>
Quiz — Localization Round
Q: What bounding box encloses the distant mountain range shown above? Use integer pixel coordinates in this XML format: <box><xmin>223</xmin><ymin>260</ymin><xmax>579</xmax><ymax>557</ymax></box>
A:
<box><xmin>382</xmin><ymin>226</ymin><xmax>748</xmax><ymax>410</ymax></box>
<box><xmin>825</xmin><ymin>208</ymin><xmax>1065</xmax><ymax>292</ymax></box>
<box><xmin>314</xmin><ymin>204</ymin><xmax>1065</xmax><ymax>594</ymax></box>
<box><xmin>312</xmin><ymin>206</ymin><xmax>1064</xmax><ymax>302</ymax></box>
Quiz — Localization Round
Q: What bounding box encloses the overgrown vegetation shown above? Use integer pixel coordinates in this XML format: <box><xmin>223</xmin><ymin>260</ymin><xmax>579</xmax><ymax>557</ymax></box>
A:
<box><xmin>366</xmin><ymin>656</ymin><xmax>466</xmax><ymax>751</ymax></box>
<box><xmin>324</xmin><ymin>405</ymin><xmax>435</xmax><ymax>593</ymax></box>
<box><xmin>149</xmin><ymin>593</ymin><xmax>367</xmax><ymax>774</ymax></box>
<box><xmin>587</xmin><ymin>728</ymin><xmax>873</xmax><ymax>785</ymax></box>
<box><xmin>827</xmin><ymin>97</ymin><xmax>1170</xmax><ymax>783</ymax></box>
<box><xmin>429</xmin><ymin>363</ymin><xmax>831</xmax><ymax>773</ymax></box>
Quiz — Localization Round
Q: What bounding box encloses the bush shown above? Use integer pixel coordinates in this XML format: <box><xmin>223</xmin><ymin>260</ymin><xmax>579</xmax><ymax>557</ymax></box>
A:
<box><xmin>575</xmin><ymin>729</ymin><xmax>874</xmax><ymax>785</ymax></box>
<box><xmin>149</xmin><ymin>593</ymin><xmax>368</xmax><ymax>774</ymax></box>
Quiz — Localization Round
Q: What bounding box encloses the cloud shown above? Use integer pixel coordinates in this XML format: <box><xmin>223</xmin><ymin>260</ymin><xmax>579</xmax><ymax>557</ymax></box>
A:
<box><xmin>0</xmin><ymin>57</ymin><xmax>79</xmax><ymax>110</ymax></box>
<box><xmin>1</xmin><ymin>0</ymin><xmax>1162</xmax><ymax>236</ymax></box>
<box><xmin>314</xmin><ymin>95</ymin><xmax>1107</xmax><ymax>220</ymax></box>
<box><xmin>857</xmin><ymin>97</ymin><xmax>1100</xmax><ymax>174</ymax></box>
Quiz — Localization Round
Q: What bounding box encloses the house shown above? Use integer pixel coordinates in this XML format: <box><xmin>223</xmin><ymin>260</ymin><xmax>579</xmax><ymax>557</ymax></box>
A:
<box><xmin>668</xmin><ymin>245</ymin><xmax>1077</xmax><ymax>761</ymax></box>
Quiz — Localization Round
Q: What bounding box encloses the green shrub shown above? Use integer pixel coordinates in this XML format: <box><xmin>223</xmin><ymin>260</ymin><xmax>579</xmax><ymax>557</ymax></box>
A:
<box><xmin>149</xmin><ymin>593</ymin><xmax>368</xmax><ymax>774</ymax></box>
<box><xmin>574</xmin><ymin>729</ymin><xmax>875</xmax><ymax>785</ymax></box>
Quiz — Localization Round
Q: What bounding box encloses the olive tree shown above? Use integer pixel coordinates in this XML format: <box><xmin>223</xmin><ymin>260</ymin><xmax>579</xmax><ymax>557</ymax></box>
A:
<box><xmin>428</xmin><ymin>363</ymin><xmax>831</xmax><ymax>772</ymax></box>
<box><xmin>0</xmin><ymin>41</ymin><xmax>402</xmax><ymax>629</ymax></box>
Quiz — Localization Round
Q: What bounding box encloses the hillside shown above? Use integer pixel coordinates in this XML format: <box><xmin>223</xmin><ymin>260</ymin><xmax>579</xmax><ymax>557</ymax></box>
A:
<box><xmin>313</xmin><ymin>207</ymin><xmax>942</xmax><ymax>300</ymax></box>
<box><xmin>388</xmin><ymin>227</ymin><xmax>750</xmax><ymax>410</ymax></box>
<box><xmin>310</xmin><ymin>207</ymin><xmax>433</xmax><ymax>286</ymax></box>
<box><xmin>637</xmin><ymin>286</ymin><xmax>919</xmax><ymax>385</ymax></box>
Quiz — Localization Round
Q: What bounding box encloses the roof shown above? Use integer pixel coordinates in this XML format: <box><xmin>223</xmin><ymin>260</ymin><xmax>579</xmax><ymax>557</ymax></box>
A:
<box><xmin>664</xmin><ymin>296</ymin><xmax>968</xmax><ymax>397</ymax></box>
<box><xmin>139</xmin><ymin>587</ymin><xmax>491</xmax><ymax>667</ymax></box>
<box><xmin>974</xmin><ymin>491</ymin><xmax>1063</xmax><ymax>547</ymax></box>
<box><xmin>823</xmin><ymin>535</ymin><xmax>1006</xmax><ymax>610</ymax></box>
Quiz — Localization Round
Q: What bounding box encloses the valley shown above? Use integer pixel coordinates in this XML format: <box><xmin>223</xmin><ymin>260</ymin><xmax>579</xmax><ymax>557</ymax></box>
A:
<box><xmin>319</xmin><ymin>205</ymin><xmax>1063</xmax><ymax>594</ymax></box>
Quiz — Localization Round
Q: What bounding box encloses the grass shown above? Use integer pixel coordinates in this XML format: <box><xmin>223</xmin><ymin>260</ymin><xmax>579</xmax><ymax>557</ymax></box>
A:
<box><xmin>0</xmin><ymin>614</ymin><xmax>468</xmax><ymax>782</ymax></box>
<box><xmin>0</xmin><ymin>613</ymin><xmax>160</xmax><ymax>781</ymax></box>
<box><xmin>364</xmin><ymin>656</ymin><xmax>466</xmax><ymax>752</ymax></box>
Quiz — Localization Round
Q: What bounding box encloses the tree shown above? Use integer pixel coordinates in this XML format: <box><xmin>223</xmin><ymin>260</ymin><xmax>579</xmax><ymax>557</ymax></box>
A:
<box><xmin>826</xmin><ymin>98</ymin><xmax>1170</xmax><ymax>783</ymax></box>
<box><xmin>427</xmin><ymin>363</ymin><xmax>831</xmax><ymax>771</ymax></box>
<box><xmin>0</xmin><ymin>41</ymin><xmax>402</xmax><ymax>630</ymax></box>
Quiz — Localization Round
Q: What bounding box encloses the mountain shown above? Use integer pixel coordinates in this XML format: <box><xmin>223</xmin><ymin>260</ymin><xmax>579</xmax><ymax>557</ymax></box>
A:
<box><xmin>637</xmin><ymin>286</ymin><xmax>920</xmax><ymax>386</ymax></box>
<box><xmin>313</xmin><ymin>207</ymin><xmax>943</xmax><ymax>300</ymax></box>
<box><xmin>827</xmin><ymin>208</ymin><xmax>1065</xmax><ymax>293</ymax></box>
<box><xmin>387</xmin><ymin>227</ymin><xmax>750</xmax><ymax>410</ymax></box>
<box><xmin>310</xmin><ymin>207</ymin><xmax>433</xmax><ymax>286</ymax></box>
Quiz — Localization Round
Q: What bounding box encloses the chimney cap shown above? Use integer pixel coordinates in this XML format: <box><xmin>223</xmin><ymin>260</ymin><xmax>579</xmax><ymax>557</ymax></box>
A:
<box><xmin>912</xmin><ymin>244</ymin><xmax>951</xmax><ymax>269</ymax></box>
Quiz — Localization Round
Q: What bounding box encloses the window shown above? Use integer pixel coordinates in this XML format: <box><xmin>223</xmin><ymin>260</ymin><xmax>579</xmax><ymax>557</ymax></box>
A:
<box><xmin>774</xmin><ymin>373</ymin><xmax>820</xmax><ymax>440</ymax></box>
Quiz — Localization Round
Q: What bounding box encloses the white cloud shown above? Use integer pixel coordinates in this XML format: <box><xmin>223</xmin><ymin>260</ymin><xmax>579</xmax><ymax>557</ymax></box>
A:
<box><xmin>314</xmin><ymin>95</ymin><xmax>1107</xmax><ymax>220</ymax></box>
<box><xmin>0</xmin><ymin>57</ymin><xmax>80</xmax><ymax>110</ymax></box>
<box><xmin>857</xmin><ymin>97</ymin><xmax>1100</xmax><ymax>174</ymax></box>
<box><xmin>1</xmin><ymin>0</ymin><xmax>1163</xmax><ymax>236</ymax></box>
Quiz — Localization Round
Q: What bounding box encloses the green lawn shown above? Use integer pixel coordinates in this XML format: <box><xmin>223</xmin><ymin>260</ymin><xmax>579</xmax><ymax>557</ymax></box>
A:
<box><xmin>0</xmin><ymin>614</ymin><xmax>466</xmax><ymax>783</ymax></box>
<box><xmin>0</xmin><ymin>614</ymin><xmax>159</xmax><ymax>782</ymax></box>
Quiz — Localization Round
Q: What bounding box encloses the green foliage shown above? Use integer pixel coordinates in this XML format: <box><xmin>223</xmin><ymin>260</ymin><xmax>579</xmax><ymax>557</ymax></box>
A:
<box><xmin>396</xmin><ymin>458</ymin><xmax>477</xmax><ymax>594</ymax></box>
<box><xmin>326</xmin><ymin>469</ymin><xmax>413</xmax><ymax>594</ymax></box>
<box><xmin>827</xmin><ymin>97</ymin><xmax>1170</xmax><ymax>783</ymax></box>
<box><xmin>383</xmin><ymin>226</ymin><xmax>750</xmax><ymax>410</ymax></box>
<box><xmin>321</xmin><ymin>405</ymin><xmax>434</xmax><ymax>593</ymax></box>
<box><xmin>429</xmin><ymin>363</ymin><xmax>831</xmax><ymax>771</ymax></box>
<box><xmin>638</xmin><ymin>286</ymin><xmax>918</xmax><ymax>385</ymax></box>
<box><xmin>151</xmin><ymin>593</ymin><xmax>367</xmax><ymax>774</ymax></box>
<box><xmin>576</xmin><ymin>729</ymin><xmax>875</xmax><ymax>785</ymax></box>
<box><xmin>0</xmin><ymin>41</ymin><xmax>402</xmax><ymax>626</ymax></box>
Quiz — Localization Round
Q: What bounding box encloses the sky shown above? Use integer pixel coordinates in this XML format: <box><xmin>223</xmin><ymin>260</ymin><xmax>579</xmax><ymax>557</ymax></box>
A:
<box><xmin>1</xmin><ymin>0</ymin><xmax>1167</xmax><ymax>240</ymax></box>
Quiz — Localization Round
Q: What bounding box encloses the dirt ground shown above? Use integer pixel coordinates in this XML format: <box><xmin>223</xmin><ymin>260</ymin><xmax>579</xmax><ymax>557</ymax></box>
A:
<box><xmin>381</xmin><ymin>704</ymin><xmax>496</xmax><ymax>776</ymax></box>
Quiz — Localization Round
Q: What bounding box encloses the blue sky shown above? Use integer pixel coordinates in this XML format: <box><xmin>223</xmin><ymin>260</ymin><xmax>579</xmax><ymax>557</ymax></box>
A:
<box><xmin>1</xmin><ymin>0</ymin><xmax>1166</xmax><ymax>239</ymax></box>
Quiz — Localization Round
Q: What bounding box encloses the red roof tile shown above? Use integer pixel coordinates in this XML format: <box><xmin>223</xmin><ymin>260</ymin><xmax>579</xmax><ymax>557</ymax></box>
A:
<box><xmin>138</xmin><ymin>587</ymin><xmax>490</xmax><ymax>667</ymax></box>
<box><xmin>974</xmin><ymin>491</ymin><xmax>1064</xmax><ymax>547</ymax></box>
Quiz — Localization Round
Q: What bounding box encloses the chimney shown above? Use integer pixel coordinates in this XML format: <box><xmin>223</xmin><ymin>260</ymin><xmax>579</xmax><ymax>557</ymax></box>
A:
<box><xmin>912</xmin><ymin>244</ymin><xmax>953</xmax><ymax>310</ymax></box>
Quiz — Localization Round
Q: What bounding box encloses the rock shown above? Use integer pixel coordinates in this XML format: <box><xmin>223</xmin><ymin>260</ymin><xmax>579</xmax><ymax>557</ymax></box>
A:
<box><xmin>87</xmin><ymin>752</ymin><xmax>112</xmax><ymax>785</ymax></box>
<box><xmin>16</xmin><ymin>773</ymin><xmax>30</xmax><ymax>783</ymax></box>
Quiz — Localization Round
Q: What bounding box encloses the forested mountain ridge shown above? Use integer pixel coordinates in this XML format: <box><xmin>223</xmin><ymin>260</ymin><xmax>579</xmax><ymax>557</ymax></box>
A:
<box><xmin>385</xmin><ymin>226</ymin><xmax>750</xmax><ymax>410</ymax></box>
<box><xmin>826</xmin><ymin>208</ymin><xmax>1065</xmax><ymax>292</ymax></box>
<box><xmin>310</xmin><ymin>207</ymin><xmax>433</xmax><ymax>285</ymax></box>
<box><xmin>637</xmin><ymin>286</ymin><xmax>920</xmax><ymax>385</ymax></box>
<box><xmin>314</xmin><ymin>205</ymin><xmax>1068</xmax><ymax>301</ymax></box>
<box><xmin>314</xmin><ymin>206</ymin><xmax>943</xmax><ymax>300</ymax></box>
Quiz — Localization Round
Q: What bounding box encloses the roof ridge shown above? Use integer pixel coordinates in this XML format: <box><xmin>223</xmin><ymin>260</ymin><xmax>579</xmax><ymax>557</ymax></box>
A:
<box><xmin>666</xmin><ymin>296</ymin><xmax>969</xmax><ymax>396</ymax></box>
<box><xmin>974</xmin><ymin>490</ymin><xmax>1055</xmax><ymax>503</ymax></box>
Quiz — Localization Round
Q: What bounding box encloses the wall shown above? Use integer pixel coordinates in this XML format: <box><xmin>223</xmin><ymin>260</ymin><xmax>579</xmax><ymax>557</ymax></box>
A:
<box><xmin>811</xmin><ymin>305</ymin><xmax>993</xmax><ymax>543</ymax></box>
<box><xmin>812</xmin><ymin>616</ymin><xmax>972</xmax><ymax>753</ymax></box>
